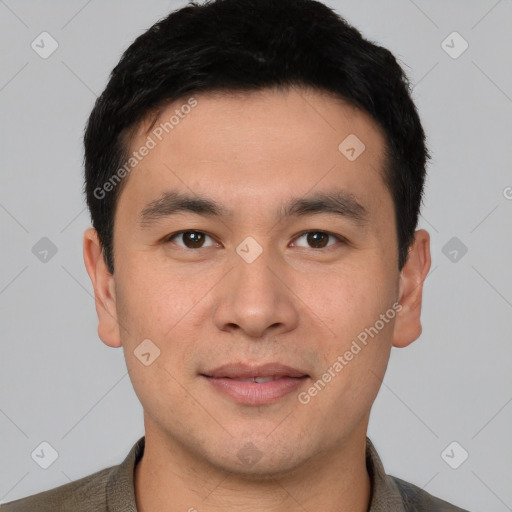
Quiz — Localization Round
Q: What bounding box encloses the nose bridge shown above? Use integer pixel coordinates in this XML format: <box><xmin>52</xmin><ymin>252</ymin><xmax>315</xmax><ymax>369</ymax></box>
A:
<box><xmin>233</xmin><ymin>242</ymin><xmax>278</xmax><ymax>300</ymax></box>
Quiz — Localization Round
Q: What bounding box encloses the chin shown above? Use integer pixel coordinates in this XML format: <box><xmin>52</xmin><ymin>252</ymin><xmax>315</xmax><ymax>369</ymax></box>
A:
<box><xmin>201</xmin><ymin>434</ymin><xmax>316</xmax><ymax>480</ymax></box>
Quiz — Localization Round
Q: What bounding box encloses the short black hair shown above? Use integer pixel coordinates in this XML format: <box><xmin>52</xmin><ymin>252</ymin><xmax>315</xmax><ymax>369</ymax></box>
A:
<box><xmin>84</xmin><ymin>0</ymin><xmax>429</xmax><ymax>274</ymax></box>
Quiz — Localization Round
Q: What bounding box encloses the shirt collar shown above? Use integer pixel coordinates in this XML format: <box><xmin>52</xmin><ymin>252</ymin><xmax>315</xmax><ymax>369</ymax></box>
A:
<box><xmin>105</xmin><ymin>436</ymin><xmax>144</xmax><ymax>512</ymax></box>
<box><xmin>107</xmin><ymin>436</ymin><xmax>405</xmax><ymax>512</ymax></box>
<box><xmin>366</xmin><ymin>437</ymin><xmax>407</xmax><ymax>511</ymax></box>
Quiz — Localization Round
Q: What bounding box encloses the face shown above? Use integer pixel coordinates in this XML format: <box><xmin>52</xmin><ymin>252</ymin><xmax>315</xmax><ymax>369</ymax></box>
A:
<box><xmin>84</xmin><ymin>87</ymin><xmax>430</xmax><ymax>477</ymax></box>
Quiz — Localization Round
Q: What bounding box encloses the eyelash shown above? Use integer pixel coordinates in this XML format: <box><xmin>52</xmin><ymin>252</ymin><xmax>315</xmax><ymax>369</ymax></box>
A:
<box><xmin>163</xmin><ymin>230</ymin><xmax>348</xmax><ymax>251</ymax></box>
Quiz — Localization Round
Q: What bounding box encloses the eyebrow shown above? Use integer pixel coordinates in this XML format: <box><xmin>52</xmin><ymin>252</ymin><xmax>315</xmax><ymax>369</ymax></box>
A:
<box><xmin>138</xmin><ymin>189</ymin><xmax>369</xmax><ymax>228</ymax></box>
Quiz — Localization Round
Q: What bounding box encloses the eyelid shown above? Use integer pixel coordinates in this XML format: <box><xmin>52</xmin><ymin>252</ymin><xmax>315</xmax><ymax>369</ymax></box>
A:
<box><xmin>291</xmin><ymin>230</ymin><xmax>348</xmax><ymax>249</ymax></box>
<box><xmin>164</xmin><ymin>230</ymin><xmax>219</xmax><ymax>248</ymax></box>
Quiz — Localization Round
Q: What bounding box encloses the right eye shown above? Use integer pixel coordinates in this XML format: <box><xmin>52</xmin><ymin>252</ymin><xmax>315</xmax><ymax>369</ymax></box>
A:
<box><xmin>163</xmin><ymin>230</ymin><xmax>220</xmax><ymax>249</ymax></box>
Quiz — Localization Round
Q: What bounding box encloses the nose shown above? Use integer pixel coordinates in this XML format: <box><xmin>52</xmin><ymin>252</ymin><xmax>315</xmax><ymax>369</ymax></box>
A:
<box><xmin>212</xmin><ymin>244</ymin><xmax>300</xmax><ymax>339</ymax></box>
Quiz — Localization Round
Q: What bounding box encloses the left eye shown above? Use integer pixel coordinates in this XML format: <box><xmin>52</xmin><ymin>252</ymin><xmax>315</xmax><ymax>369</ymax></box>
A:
<box><xmin>292</xmin><ymin>231</ymin><xmax>342</xmax><ymax>249</ymax></box>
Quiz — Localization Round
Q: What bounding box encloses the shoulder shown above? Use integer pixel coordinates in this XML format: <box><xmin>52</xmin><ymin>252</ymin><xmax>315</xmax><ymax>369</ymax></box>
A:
<box><xmin>0</xmin><ymin>466</ymin><xmax>115</xmax><ymax>512</ymax></box>
<box><xmin>391</xmin><ymin>475</ymin><xmax>470</xmax><ymax>512</ymax></box>
<box><xmin>0</xmin><ymin>436</ymin><xmax>144</xmax><ymax>512</ymax></box>
<box><xmin>365</xmin><ymin>437</ymin><xmax>470</xmax><ymax>511</ymax></box>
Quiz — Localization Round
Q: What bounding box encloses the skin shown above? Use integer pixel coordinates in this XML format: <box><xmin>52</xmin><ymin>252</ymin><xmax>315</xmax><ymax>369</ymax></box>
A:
<box><xmin>83</xmin><ymin>86</ymin><xmax>431</xmax><ymax>512</ymax></box>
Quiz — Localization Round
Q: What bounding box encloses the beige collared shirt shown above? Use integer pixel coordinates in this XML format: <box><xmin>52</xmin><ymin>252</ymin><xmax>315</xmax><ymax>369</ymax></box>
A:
<box><xmin>1</xmin><ymin>436</ymin><xmax>469</xmax><ymax>511</ymax></box>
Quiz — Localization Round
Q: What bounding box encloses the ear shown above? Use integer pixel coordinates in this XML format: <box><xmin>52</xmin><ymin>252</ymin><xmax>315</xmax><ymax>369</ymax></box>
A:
<box><xmin>392</xmin><ymin>229</ymin><xmax>431</xmax><ymax>348</ymax></box>
<box><xmin>83</xmin><ymin>227</ymin><xmax>122</xmax><ymax>348</ymax></box>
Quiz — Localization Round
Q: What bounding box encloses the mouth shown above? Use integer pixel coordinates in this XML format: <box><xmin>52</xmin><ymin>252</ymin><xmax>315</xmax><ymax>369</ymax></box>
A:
<box><xmin>224</xmin><ymin>376</ymin><xmax>294</xmax><ymax>383</ymax></box>
<box><xmin>200</xmin><ymin>362</ymin><xmax>310</xmax><ymax>405</ymax></box>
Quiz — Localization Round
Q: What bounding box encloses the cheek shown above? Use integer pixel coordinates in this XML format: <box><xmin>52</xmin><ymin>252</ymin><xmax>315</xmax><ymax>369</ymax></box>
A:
<box><xmin>114</xmin><ymin>257</ymin><xmax>208</xmax><ymax>387</ymax></box>
<box><xmin>302</xmin><ymin>259</ymin><xmax>397</xmax><ymax>406</ymax></box>
<box><xmin>306</xmin><ymin>262</ymin><xmax>395</xmax><ymax>340</ymax></box>
<box><xmin>115</xmin><ymin>256</ymin><xmax>200</xmax><ymax>338</ymax></box>
<box><xmin>302</xmin><ymin>297</ymin><xmax>393</xmax><ymax>434</ymax></box>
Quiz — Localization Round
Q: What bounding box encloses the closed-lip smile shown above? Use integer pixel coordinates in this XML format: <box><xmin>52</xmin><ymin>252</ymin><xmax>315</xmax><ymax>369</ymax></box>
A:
<box><xmin>201</xmin><ymin>362</ymin><xmax>310</xmax><ymax>405</ymax></box>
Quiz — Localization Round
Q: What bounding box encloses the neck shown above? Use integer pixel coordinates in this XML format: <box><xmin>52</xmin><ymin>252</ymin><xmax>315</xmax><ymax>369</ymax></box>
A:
<box><xmin>134</xmin><ymin>426</ymin><xmax>371</xmax><ymax>512</ymax></box>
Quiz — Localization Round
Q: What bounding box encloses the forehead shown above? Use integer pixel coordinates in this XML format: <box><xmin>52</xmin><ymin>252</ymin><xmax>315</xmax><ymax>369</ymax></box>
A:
<box><xmin>118</xmin><ymin>87</ymin><xmax>390</xmax><ymax>224</ymax></box>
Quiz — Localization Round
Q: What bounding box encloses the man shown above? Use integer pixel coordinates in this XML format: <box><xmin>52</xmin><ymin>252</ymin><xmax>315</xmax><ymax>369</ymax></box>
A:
<box><xmin>1</xmin><ymin>0</ymin><xmax>470</xmax><ymax>510</ymax></box>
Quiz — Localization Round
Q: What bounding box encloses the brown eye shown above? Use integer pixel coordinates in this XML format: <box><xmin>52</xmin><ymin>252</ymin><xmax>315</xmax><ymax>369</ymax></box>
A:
<box><xmin>294</xmin><ymin>231</ymin><xmax>342</xmax><ymax>249</ymax></box>
<box><xmin>166</xmin><ymin>231</ymin><xmax>216</xmax><ymax>249</ymax></box>
<box><xmin>306</xmin><ymin>232</ymin><xmax>329</xmax><ymax>248</ymax></box>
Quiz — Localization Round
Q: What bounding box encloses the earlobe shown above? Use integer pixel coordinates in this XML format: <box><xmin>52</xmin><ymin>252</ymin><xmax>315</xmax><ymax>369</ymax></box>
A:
<box><xmin>392</xmin><ymin>229</ymin><xmax>431</xmax><ymax>348</ymax></box>
<box><xmin>83</xmin><ymin>227</ymin><xmax>122</xmax><ymax>348</ymax></box>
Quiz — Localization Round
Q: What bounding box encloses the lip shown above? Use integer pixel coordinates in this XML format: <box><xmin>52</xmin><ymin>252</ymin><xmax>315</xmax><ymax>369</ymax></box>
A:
<box><xmin>202</xmin><ymin>362</ymin><xmax>309</xmax><ymax>379</ymax></box>
<box><xmin>201</xmin><ymin>362</ymin><xmax>310</xmax><ymax>406</ymax></box>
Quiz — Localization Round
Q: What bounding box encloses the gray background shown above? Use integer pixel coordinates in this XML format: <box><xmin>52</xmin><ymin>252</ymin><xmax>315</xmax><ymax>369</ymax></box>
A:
<box><xmin>0</xmin><ymin>0</ymin><xmax>511</xmax><ymax>510</ymax></box>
